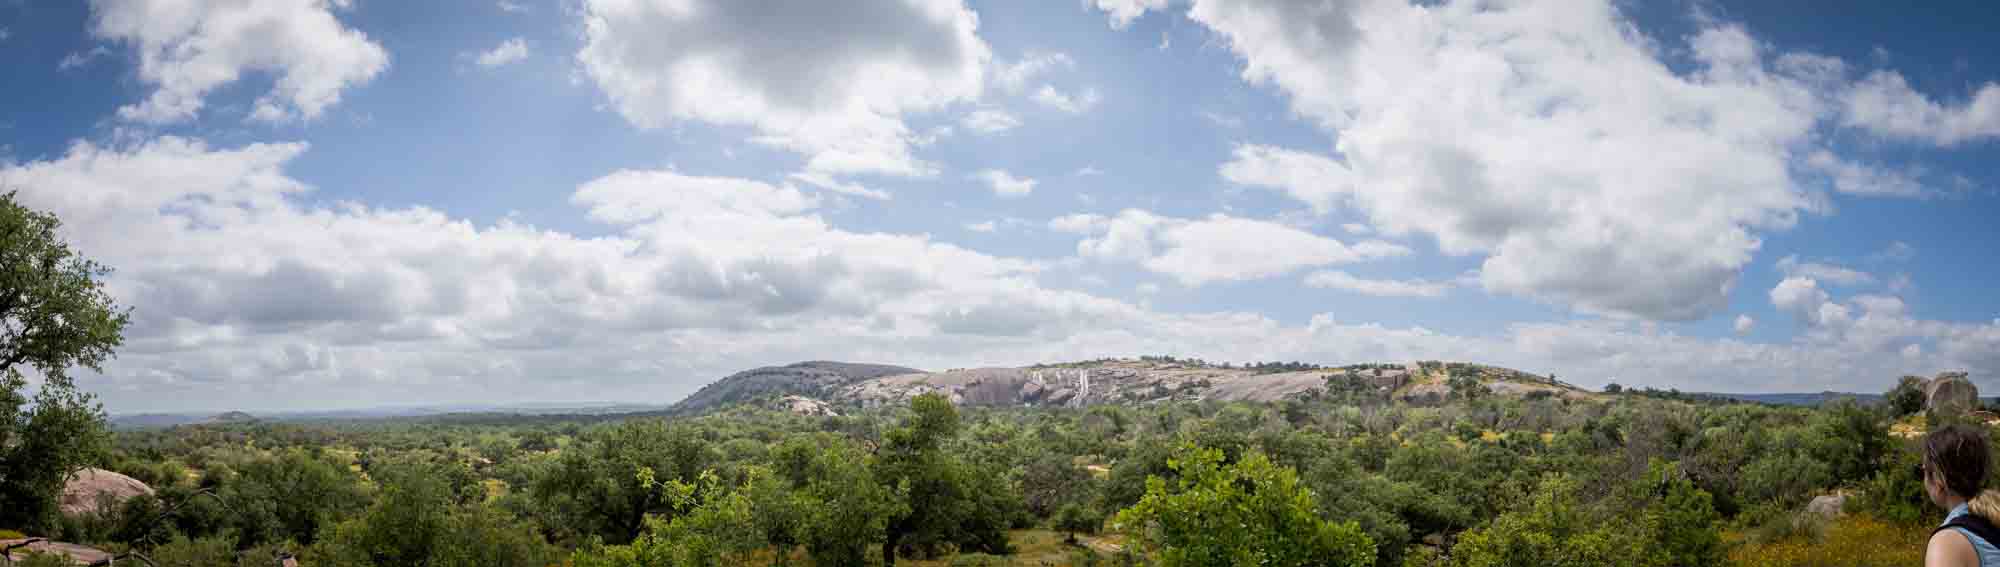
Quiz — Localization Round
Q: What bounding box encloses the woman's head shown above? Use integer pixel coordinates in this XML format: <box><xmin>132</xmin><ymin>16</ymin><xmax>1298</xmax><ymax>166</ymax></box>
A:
<box><xmin>1924</xmin><ymin>424</ymin><xmax>1991</xmax><ymax>506</ymax></box>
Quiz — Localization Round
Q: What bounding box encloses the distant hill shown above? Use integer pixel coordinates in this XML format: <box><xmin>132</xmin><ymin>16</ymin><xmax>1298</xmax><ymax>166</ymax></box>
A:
<box><xmin>669</xmin><ymin>361</ymin><xmax>925</xmax><ymax>416</ymax></box>
<box><xmin>111</xmin><ymin>401</ymin><xmax>672</xmax><ymax>429</ymax></box>
<box><xmin>204</xmin><ymin>411</ymin><xmax>258</xmax><ymax>423</ymax></box>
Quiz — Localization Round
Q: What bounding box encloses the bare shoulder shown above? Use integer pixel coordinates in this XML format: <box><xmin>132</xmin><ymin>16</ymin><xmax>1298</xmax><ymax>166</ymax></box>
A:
<box><xmin>1929</xmin><ymin>529</ymin><xmax>1977</xmax><ymax>567</ymax></box>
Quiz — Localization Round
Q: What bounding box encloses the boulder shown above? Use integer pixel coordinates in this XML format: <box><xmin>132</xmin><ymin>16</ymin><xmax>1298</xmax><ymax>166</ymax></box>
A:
<box><xmin>1806</xmin><ymin>493</ymin><xmax>1847</xmax><ymax>521</ymax></box>
<box><xmin>1925</xmin><ymin>371</ymin><xmax>1979</xmax><ymax>414</ymax></box>
<box><xmin>2</xmin><ymin>539</ymin><xmax>113</xmax><ymax>564</ymax></box>
<box><xmin>60</xmin><ymin>468</ymin><xmax>154</xmax><ymax>516</ymax></box>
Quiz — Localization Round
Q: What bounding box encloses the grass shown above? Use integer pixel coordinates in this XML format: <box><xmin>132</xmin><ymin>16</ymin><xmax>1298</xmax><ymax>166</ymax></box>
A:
<box><xmin>1726</xmin><ymin>514</ymin><xmax>1926</xmax><ymax>567</ymax></box>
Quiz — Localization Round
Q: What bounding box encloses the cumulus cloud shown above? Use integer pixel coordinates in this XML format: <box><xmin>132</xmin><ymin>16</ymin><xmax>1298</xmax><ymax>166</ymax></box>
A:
<box><xmin>474</xmin><ymin>37</ymin><xmax>530</xmax><ymax>68</ymax></box>
<box><xmin>1089</xmin><ymin>0</ymin><xmax>1170</xmax><ymax>29</ymax></box>
<box><xmin>1219</xmin><ymin>144</ymin><xmax>1351</xmax><ymax>214</ymax></box>
<box><xmin>1032</xmin><ymin>85</ymin><xmax>1101</xmax><ymax>113</ymax></box>
<box><xmin>1734</xmin><ymin>314</ymin><xmax>1756</xmax><ymax>335</ymax></box>
<box><xmin>88</xmin><ymin>0</ymin><xmax>389</xmax><ymax>123</ymax></box>
<box><xmin>1775</xmin><ymin>254</ymin><xmax>1875</xmax><ymax>286</ymax></box>
<box><xmin>6</xmin><ymin>137</ymin><xmax>1994</xmax><ymax>409</ymax></box>
<box><xmin>962</xmin><ymin>108</ymin><xmax>1022</xmax><ymax>134</ymax></box>
<box><xmin>1063</xmin><ymin>209</ymin><xmax>1408</xmax><ymax>285</ymax></box>
<box><xmin>1842</xmin><ymin>71</ymin><xmax>2000</xmax><ymax>146</ymax></box>
<box><xmin>1191</xmin><ymin>0</ymin><xmax>1863</xmax><ymax>320</ymax></box>
<box><xmin>575</xmin><ymin>0</ymin><xmax>988</xmax><ymax>177</ymax></box>
<box><xmin>974</xmin><ymin>169</ymin><xmax>1037</xmax><ymax>197</ymax></box>
<box><xmin>1303</xmin><ymin>270</ymin><xmax>1450</xmax><ymax>298</ymax></box>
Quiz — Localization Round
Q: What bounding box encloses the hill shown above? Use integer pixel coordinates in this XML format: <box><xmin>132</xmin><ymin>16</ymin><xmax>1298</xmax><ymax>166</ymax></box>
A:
<box><xmin>668</xmin><ymin>361</ymin><xmax>924</xmax><ymax>415</ymax></box>
<box><xmin>205</xmin><ymin>411</ymin><xmax>258</xmax><ymax>423</ymax></box>
<box><xmin>677</xmin><ymin>358</ymin><xmax>1593</xmax><ymax>412</ymax></box>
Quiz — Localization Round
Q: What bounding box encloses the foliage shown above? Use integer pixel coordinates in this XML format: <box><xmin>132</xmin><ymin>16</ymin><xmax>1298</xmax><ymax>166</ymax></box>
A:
<box><xmin>0</xmin><ymin>198</ymin><xmax>133</xmax><ymax>534</ymax></box>
<box><xmin>1113</xmin><ymin>445</ymin><xmax>1376</xmax><ymax>567</ymax></box>
<box><xmin>1885</xmin><ymin>376</ymin><xmax>1927</xmax><ymax>417</ymax></box>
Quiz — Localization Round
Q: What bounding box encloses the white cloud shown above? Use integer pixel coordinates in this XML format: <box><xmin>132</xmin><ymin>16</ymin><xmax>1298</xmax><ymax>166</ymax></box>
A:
<box><xmin>475</xmin><ymin>38</ymin><xmax>530</xmax><ymax>68</ymax></box>
<box><xmin>59</xmin><ymin>46</ymin><xmax>113</xmax><ymax>71</ymax></box>
<box><xmin>1869</xmin><ymin>241</ymin><xmax>1917</xmax><ymax>263</ymax></box>
<box><xmin>1340</xmin><ymin>223</ymin><xmax>1371</xmax><ymax>235</ymax></box>
<box><xmin>975</xmin><ymin>169</ymin><xmax>1037</xmax><ymax>197</ymax></box>
<box><xmin>994</xmin><ymin>52</ymin><xmax>1074</xmax><ymax>94</ymax></box>
<box><xmin>498</xmin><ymin>0</ymin><xmax>528</xmax><ymax>13</ymax></box>
<box><xmin>1075</xmin><ymin>166</ymin><xmax>1105</xmax><ymax>177</ymax></box>
<box><xmin>964</xmin><ymin>221</ymin><xmax>998</xmax><ymax>233</ymax></box>
<box><xmin>1771</xmin><ymin>277</ymin><xmax>1847</xmax><ymax>327</ymax></box>
<box><xmin>1032</xmin><ymin>85</ymin><xmax>1101</xmax><ymax>113</ymax></box>
<box><xmin>1158</xmin><ymin>31</ymin><xmax>1172</xmax><ymax>50</ymax></box>
<box><xmin>1734</xmin><ymin>314</ymin><xmax>1756</xmax><ymax>335</ymax></box>
<box><xmin>1803</xmin><ymin>150</ymin><xmax>1926</xmax><ymax>198</ymax></box>
<box><xmin>1219</xmin><ymin>144</ymin><xmax>1350</xmax><ymax>214</ymax></box>
<box><xmin>962</xmin><ymin>108</ymin><xmax>1022</xmax><ymax>134</ymax></box>
<box><xmin>1303</xmin><ymin>270</ymin><xmax>1450</xmax><ymax>298</ymax></box>
<box><xmin>1189</xmin><ymin>0</ymin><xmax>1863</xmax><ymax>321</ymax></box>
<box><xmin>787</xmin><ymin>171</ymin><xmax>892</xmax><ymax>201</ymax></box>
<box><xmin>1842</xmin><ymin>71</ymin><xmax>2000</xmax><ymax>146</ymax></box>
<box><xmin>8</xmin><ymin>137</ymin><xmax>1997</xmax><ymax>411</ymax></box>
<box><xmin>1775</xmin><ymin>254</ymin><xmax>1875</xmax><ymax>286</ymax></box>
<box><xmin>1089</xmin><ymin>0</ymin><xmax>1169</xmax><ymax>29</ymax></box>
<box><xmin>1066</xmin><ymin>209</ymin><xmax>1408</xmax><ymax>285</ymax></box>
<box><xmin>575</xmin><ymin>0</ymin><xmax>989</xmax><ymax>177</ymax></box>
<box><xmin>88</xmin><ymin>0</ymin><xmax>389</xmax><ymax>124</ymax></box>
<box><xmin>1136</xmin><ymin>282</ymin><xmax>1161</xmax><ymax>295</ymax></box>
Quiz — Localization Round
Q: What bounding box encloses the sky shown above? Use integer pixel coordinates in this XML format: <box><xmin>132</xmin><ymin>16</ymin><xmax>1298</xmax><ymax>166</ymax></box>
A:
<box><xmin>3</xmin><ymin>0</ymin><xmax>1999</xmax><ymax>413</ymax></box>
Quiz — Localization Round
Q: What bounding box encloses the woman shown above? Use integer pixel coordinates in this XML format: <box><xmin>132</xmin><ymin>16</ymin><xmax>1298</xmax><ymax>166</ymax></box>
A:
<box><xmin>1925</xmin><ymin>424</ymin><xmax>2000</xmax><ymax>567</ymax></box>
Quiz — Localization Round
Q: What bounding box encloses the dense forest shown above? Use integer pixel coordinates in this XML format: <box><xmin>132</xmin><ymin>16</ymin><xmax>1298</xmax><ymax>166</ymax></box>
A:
<box><xmin>2</xmin><ymin>370</ymin><xmax>1979</xmax><ymax>567</ymax></box>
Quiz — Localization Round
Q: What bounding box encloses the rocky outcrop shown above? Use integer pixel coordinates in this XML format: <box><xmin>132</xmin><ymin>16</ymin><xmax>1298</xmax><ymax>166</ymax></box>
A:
<box><xmin>672</xmin><ymin>361</ymin><xmax>923</xmax><ymax>415</ymax></box>
<box><xmin>830</xmin><ymin>359</ymin><xmax>1585</xmax><ymax>409</ymax></box>
<box><xmin>1924</xmin><ymin>371</ymin><xmax>1979</xmax><ymax>414</ymax></box>
<box><xmin>1806</xmin><ymin>493</ymin><xmax>1847</xmax><ymax>521</ymax></box>
<box><xmin>60</xmin><ymin>468</ymin><xmax>154</xmax><ymax>516</ymax></box>
<box><xmin>2</xmin><ymin>539</ymin><xmax>112</xmax><ymax>564</ymax></box>
<box><xmin>775</xmin><ymin>395</ymin><xmax>839</xmax><ymax>417</ymax></box>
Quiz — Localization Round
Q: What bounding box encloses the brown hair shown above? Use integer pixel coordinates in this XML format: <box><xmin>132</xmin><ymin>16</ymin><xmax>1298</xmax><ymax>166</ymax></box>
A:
<box><xmin>1925</xmin><ymin>424</ymin><xmax>1991</xmax><ymax>500</ymax></box>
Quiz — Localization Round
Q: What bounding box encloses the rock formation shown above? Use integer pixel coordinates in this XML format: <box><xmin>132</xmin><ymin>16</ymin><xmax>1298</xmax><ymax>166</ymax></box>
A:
<box><xmin>776</xmin><ymin>395</ymin><xmax>839</xmax><ymax>417</ymax></box>
<box><xmin>59</xmin><ymin>468</ymin><xmax>154</xmax><ymax>516</ymax></box>
<box><xmin>1924</xmin><ymin>371</ymin><xmax>1979</xmax><ymax>414</ymax></box>
<box><xmin>1806</xmin><ymin>493</ymin><xmax>1847</xmax><ymax>521</ymax></box>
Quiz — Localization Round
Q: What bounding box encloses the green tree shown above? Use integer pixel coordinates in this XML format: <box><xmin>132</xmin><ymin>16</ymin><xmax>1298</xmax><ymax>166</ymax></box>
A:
<box><xmin>874</xmin><ymin>392</ymin><xmax>1016</xmax><ymax>564</ymax></box>
<box><xmin>1445</xmin><ymin>475</ymin><xmax>1630</xmax><ymax>567</ymax></box>
<box><xmin>0</xmin><ymin>192</ymin><xmax>129</xmax><ymax>533</ymax></box>
<box><xmin>531</xmin><ymin>419</ymin><xmax>714</xmax><ymax>544</ymax></box>
<box><xmin>1052</xmin><ymin>503</ymin><xmax>1103</xmax><ymax>544</ymax></box>
<box><xmin>1884</xmin><ymin>375</ymin><xmax>1926</xmax><ymax>417</ymax></box>
<box><xmin>1112</xmin><ymin>445</ymin><xmax>1375</xmax><ymax>567</ymax></box>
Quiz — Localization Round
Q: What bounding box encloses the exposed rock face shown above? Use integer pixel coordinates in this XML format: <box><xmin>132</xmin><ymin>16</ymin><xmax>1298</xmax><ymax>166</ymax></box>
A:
<box><xmin>1925</xmin><ymin>371</ymin><xmax>1979</xmax><ymax>414</ymax></box>
<box><xmin>775</xmin><ymin>395</ymin><xmax>839</xmax><ymax>417</ymax></box>
<box><xmin>2</xmin><ymin>539</ymin><xmax>112</xmax><ymax>564</ymax></box>
<box><xmin>1806</xmin><ymin>493</ymin><xmax>1847</xmax><ymax>521</ymax></box>
<box><xmin>60</xmin><ymin>468</ymin><xmax>154</xmax><ymax>516</ymax></box>
<box><xmin>672</xmin><ymin>361</ymin><xmax>923</xmax><ymax>415</ymax></box>
<box><xmin>830</xmin><ymin>359</ymin><xmax>1586</xmax><ymax>409</ymax></box>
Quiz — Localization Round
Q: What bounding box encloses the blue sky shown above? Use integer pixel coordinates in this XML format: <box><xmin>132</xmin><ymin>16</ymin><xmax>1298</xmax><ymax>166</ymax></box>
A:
<box><xmin>3</xmin><ymin>0</ymin><xmax>1998</xmax><ymax>413</ymax></box>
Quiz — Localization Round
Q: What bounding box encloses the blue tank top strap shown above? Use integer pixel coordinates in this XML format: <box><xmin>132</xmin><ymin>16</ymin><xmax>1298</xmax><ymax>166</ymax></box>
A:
<box><xmin>1944</xmin><ymin>503</ymin><xmax>2000</xmax><ymax>567</ymax></box>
